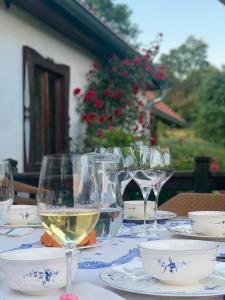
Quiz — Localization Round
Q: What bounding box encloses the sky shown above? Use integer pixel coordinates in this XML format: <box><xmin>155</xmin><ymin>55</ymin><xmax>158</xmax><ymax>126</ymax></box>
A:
<box><xmin>114</xmin><ymin>0</ymin><xmax>225</xmax><ymax>68</ymax></box>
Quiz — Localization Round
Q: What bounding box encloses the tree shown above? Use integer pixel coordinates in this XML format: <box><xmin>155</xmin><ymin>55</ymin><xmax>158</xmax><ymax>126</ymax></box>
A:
<box><xmin>195</xmin><ymin>69</ymin><xmax>225</xmax><ymax>146</ymax></box>
<box><xmin>160</xmin><ymin>36</ymin><xmax>209</xmax><ymax>80</ymax></box>
<box><xmin>83</xmin><ymin>0</ymin><xmax>140</xmax><ymax>42</ymax></box>
<box><xmin>159</xmin><ymin>36</ymin><xmax>210</xmax><ymax>123</ymax></box>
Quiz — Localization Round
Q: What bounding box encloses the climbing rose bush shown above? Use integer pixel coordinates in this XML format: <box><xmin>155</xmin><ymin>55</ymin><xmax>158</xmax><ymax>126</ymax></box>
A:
<box><xmin>74</xmin><ymin>34</ymin><xmax>167</xmax><ymax>147</ymax></box>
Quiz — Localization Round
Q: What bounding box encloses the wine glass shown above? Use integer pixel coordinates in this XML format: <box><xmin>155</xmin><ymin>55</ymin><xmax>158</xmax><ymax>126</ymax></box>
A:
<box><xmin>0</xmin><ymin>161</ymin><xmax>14</xmax><ymax>224</ymax></box>
<box><xmin>131</xmin><ymin>146</ymin><xmax>166</xmax><ymax>237</ymax></box>
<box><xmin>91</xmin><ymin>153</ymin><xmax>123</xmax><ymax>240</ymax></box>
<box><xmin>150</xmin><ymin>147</ymin><xmax>174</xmax><ymax>230</ymax></box>
<box><xmin>38</xmin><ymin>154</ymin><xmax>101</xmax><ymax>298</ymax></box>
<box><xmin>97</xmin><ymin>147</ymin><xmax>134</xmax><ymax>196</ymax></box>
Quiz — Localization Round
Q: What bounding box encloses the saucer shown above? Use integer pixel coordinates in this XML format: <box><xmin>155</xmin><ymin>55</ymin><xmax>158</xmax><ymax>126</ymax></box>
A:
<box><xmin>123</xmin><ymin>210</ymin><xmax>176</xmax><ymax>223</ymax></box>
<box><xmin>100</xmin><ymin>259</ymin><xmax>225</xmax><ymax>297</ymax></box>
<box><xmin>168</xmin><ymin>225</ymin><xmax>225</xmax><ymax>241</ymax></box>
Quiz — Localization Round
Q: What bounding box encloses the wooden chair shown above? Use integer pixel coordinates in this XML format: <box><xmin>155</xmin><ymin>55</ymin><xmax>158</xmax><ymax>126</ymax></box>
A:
<box><xmin>159</xmin><ymin>193</ymin><xmax>225</xmax><ymax>217</ymax></box>
<box><xmin>13</xmin><ymin>181</ymin><xmax>38</xmax><ymax>205</ymax></box>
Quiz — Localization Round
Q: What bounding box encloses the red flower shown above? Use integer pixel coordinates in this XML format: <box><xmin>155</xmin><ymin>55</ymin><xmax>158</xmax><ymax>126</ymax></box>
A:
<box><xmin>132</xmin><ymin>84</ymin><xmax>139</xmax><ymax>95</ymax></box>
<box><xmin>124</xmin><ymin>98</ymin><xmax>130</xmax><ymax>105</ymax></box>
<box><xmin>151</xmin><ymin>135</ymin><xmax>157</xmax><ymax>145</ymax></box>
<box><xmin>103</xmin><ymin>88</ymin><xmax>111</xmax><ymax>97</ymax></box>
<box><xmin>73</xmin><ymin>87</ymin><xmax>81</xmax><ymax>95</ymax></box>
<box><xmin>123</xmin><ymin>58</ymin><xmax>131</xmax><ymax>65</ymax></box>
<box><xmin>84</xmin><ymin>90</ymin><xmax>97</xmax><ymax>101</ymax></box>
<box><xmin>96</xmin><ymin>129</ymin><xmax>104</xmax><ymax>137</ymax></box>
<box><xmin>98</xmin><ymin>116</ymin><xmax>106</xmax><ymax>123</ymax></box>
<box><xmin>139</xmin><ymin>111</ymin><xmax>145</xmax><ymax>124</ymax></box>
<box><xmin>108</xmin><ymin>115</ymin><xmax>113</xmax><ymax>122</ymax></box>
<box><xmin>146</xmin><ymin>65</ymin><xmax>153</xmax><ymax>72</ymax></box>
<box><xmin>107</xmin><ymin>125</ymin><xmax>113</xmax><ymax>131</ymax></box>
<box><xmin>95</xmin><ymin>98</ymin><xmax>103</xmax><ymax>109</ymax></box>
<box><xmin>114</xmin><ymin>108</ymin><xmax>121</xmax><ymax>117</ymax></box>
<box><xmin>81</xmin><ymin>114</ymin><xmax>88</xmax><ymax>121</ymax></box>
<box><xmin>133</xmin><ymin>56</ymin><xmax>141</xmax><ymax>65</ymax></box>
<box><xmin>89</xmin><ymin>112</ymin><xmax>96</xmax><ymax>122</ymax></box>
<box><xmin>93</xmin><ymin>62</ymin><xmax>100</xmax><ymax>69</ymax></box>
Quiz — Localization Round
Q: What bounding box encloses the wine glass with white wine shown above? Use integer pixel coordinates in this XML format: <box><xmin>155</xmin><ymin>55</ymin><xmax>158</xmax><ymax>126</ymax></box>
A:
<box><xmin>38</xmin><ymin>154</ymin><xmax>101</xmax><ymax>299</ymax></box>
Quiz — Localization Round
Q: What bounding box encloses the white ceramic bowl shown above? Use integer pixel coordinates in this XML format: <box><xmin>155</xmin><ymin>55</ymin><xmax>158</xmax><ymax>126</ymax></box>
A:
<box><xmin>139</xmin><ymin>239</ymin><xmax>217</xmax><ymax>285</ymax></box>
<box><xmin>6</xmin><ymin>205</ymin><xmax>39</xmax><ymax>225</ymax></box>
<box><xmin>188</xmin><ymin>211</ymin><xmax>225</xmax><ymax>237</ymax></box>
<box><xmin>0</xmin><ymin>247</ymin><xmax>79</xmax><ymax>295</ymax></box>
<box><xmin>124</xmin><ymin>201</ymin><xmax>154</xmax><ymax>219</ymax></box>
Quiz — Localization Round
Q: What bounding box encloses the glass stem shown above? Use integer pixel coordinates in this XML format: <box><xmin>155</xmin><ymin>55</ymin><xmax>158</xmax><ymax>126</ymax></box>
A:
<box><xmin>65</xmin><ymin>246</ymin><xmax>73</xmax><ymax>294</ymax></box>
<box><xmin>153</xmin><ymin>185</ymin><xmax>162</xmax><ymax>228</ymax></box>
<box><xmin>143</xmin><ymin>189</ymin><xmax>151</xmax><ymax>233</ymax></box>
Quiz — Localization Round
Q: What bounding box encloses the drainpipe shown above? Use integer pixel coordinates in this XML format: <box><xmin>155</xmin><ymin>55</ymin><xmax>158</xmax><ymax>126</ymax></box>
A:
<box><xmin>143</xmin><ymin>86</ymin><xmax>167</xmax><ymax>145</ymax></box>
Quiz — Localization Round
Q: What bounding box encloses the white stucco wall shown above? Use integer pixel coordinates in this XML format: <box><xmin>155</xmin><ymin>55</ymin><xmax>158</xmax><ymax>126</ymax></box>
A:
<box><xmin>0</xmin><ymin>2</ymin><xmax>95</xmax><ymax>171</ymax></box>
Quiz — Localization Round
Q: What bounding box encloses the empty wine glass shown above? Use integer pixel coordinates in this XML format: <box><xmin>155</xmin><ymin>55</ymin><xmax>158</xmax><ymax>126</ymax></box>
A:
<box><xmin>131</xmin><ymin>146</ymin><xmax>166</xmax><ymax>237</ymax></box>
<box><xmin>0</xmin><ymin>161</ymin><xmax>14</xmax><ymax>224</ymax></box>
<box><xmin>150</xmin><ymin>147</ymin><xmax>174</xmax><ymax>230</ymax></box>
<box><xmin>38</xmin><ymin>154</ymin><xmax>101</xmax><ymax>298</ymax></box>
<box><xmin>97</xmin><ymin>147</ymin><xmax>134</xmax><ymax>196</ymax></box>
<box><xmin>90</xmin><ymin>153</ymin><xmax>123</xmax><ymax>240</ymax></box>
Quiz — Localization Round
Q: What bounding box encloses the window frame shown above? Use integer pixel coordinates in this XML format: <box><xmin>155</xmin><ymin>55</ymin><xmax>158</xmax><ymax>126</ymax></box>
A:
<box><xmin>23</xmin><ymin>46</ymin><xmax>70</xmax><ymax>172</ymax></box>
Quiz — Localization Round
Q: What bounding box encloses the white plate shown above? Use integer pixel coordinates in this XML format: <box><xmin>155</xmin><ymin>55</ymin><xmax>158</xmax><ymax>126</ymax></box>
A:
<box><xmin>77</xmin><ymin>241</ymin><xmax>100</xmax><ymax>250</ymax></box>
<box><xmin>168</xmin><ymin>225</ymin><xmax>225</xmax><ymax>241</ymax></box>
<box><xmin>0</xmin><ymin>223</ymin><xmax>43</xmax><ymax>229</ymax></box>
<box><xmin>100</xmin><ymin>259</ymin><xmax>225</xmax><ymax>297</ymax></box>
<box><xmin>124</xmin><ymin>210</ymin><xmax>176</xmax><ymax>222</ymax></box>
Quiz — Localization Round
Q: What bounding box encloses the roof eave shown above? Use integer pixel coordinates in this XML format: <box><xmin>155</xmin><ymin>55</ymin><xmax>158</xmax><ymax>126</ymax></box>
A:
<box><xmin>154</xmin><ymin>109</ymin><xmax>187</xmax><ymax>128</ymax></box>
<box><xmin>8</xmin><ymin>0</ymin><xmax>134</xmax><ymax>58</ymax></box>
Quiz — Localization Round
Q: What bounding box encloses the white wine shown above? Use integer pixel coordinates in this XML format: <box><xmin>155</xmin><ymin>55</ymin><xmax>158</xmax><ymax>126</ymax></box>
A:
<box><xmin>40</xmin><ymin>209</ymin><xmax>99</xmax><ymax>246</ymax></box>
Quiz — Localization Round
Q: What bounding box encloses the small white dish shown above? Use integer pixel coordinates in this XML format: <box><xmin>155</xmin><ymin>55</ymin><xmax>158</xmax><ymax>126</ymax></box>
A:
<box><xmin>168</xmin><ymin>225</ymin><xmax>225</xmax><ymax>240</ymax></box>
<box><xmin>100</xmin><ymin>259</ymin><xmax>225</xmax><ymax>297</ymax></box>
<box><xmin>188</xmin><ymin>211</ymin><xmax>225</xmax><ymax>237</ymax></box>
<box><xmin>124</xmin><ymin>210</ymin><xmax>176</xmax><ymax>222</ymax></box>
<box><xmin>124</xmin><ymin>201</ymin><xmax>154</xmax><ymax>219</ymax></box>
<box><xmin>139</xmin><ymin>239</ymin><xmax>217</xmax><ymax>285</ymax></box>
<box><xmin>0</xmin><ymin>247</ymin><xmax>79</xmax><ymax>295</ymax></box>
<box><xmin>6</xmin><ymin>205</ymin><xmax>39</xmax><ymax>225</ymax></box>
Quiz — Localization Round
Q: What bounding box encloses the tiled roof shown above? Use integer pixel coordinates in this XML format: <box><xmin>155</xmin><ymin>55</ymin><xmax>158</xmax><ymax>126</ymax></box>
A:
<box><xmin>146</xmin><ymin>91</ymin><xmax>186</xmax><ymax>127</ymax></box>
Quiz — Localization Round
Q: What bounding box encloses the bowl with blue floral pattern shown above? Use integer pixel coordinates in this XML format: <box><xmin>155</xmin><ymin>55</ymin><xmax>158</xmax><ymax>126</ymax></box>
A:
<box><xmin>188</xmin><ymin>211</ymin><xmax>225</xmax><ymax>237</ymax></box>
<box><xmin>139</xmin><ymin>239</ymin><xmax>218</xmax><ymax>286</ymax></box>
<box><xmin>0</xmin><ymin>247</ymin><xmax>79</xmax><ymax>295</ymax></box>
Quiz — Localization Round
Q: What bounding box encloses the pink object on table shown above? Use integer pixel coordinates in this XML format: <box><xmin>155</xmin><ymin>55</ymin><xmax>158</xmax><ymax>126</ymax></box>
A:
<box><xmin>59</xmin><ymin>294</ymin><xmax>78</xmax><ymax>300</ymax></box>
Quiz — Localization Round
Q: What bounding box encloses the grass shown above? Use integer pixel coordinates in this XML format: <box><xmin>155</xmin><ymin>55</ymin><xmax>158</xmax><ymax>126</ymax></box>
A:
<box><xmin>158</xmin><ymin>128</ymin><xmax>225</xmax><ymax>170</ymax></box>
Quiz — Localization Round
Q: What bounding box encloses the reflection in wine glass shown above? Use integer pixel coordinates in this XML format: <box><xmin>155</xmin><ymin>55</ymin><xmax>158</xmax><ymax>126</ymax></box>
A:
<box><xmin>0</xmin><ymin>161</ymin><xmax>14</xmax><ymax>224</ymax></box>
<box><xmin>38</xmin><ymin>154</ymin><xmax>101</xmax><ymax>298</ymax></box>
<box><xmin>150</xmin><ymin>147</ymin><xmax>174</xmax><ymax>231</ymax></box>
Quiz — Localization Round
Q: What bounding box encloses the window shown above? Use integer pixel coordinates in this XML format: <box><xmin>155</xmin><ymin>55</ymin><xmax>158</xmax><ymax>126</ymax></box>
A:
<box><xmin>23</xmin><ymin>46</ymin><xmax>70</xmax><ymax>171</ymax></box>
